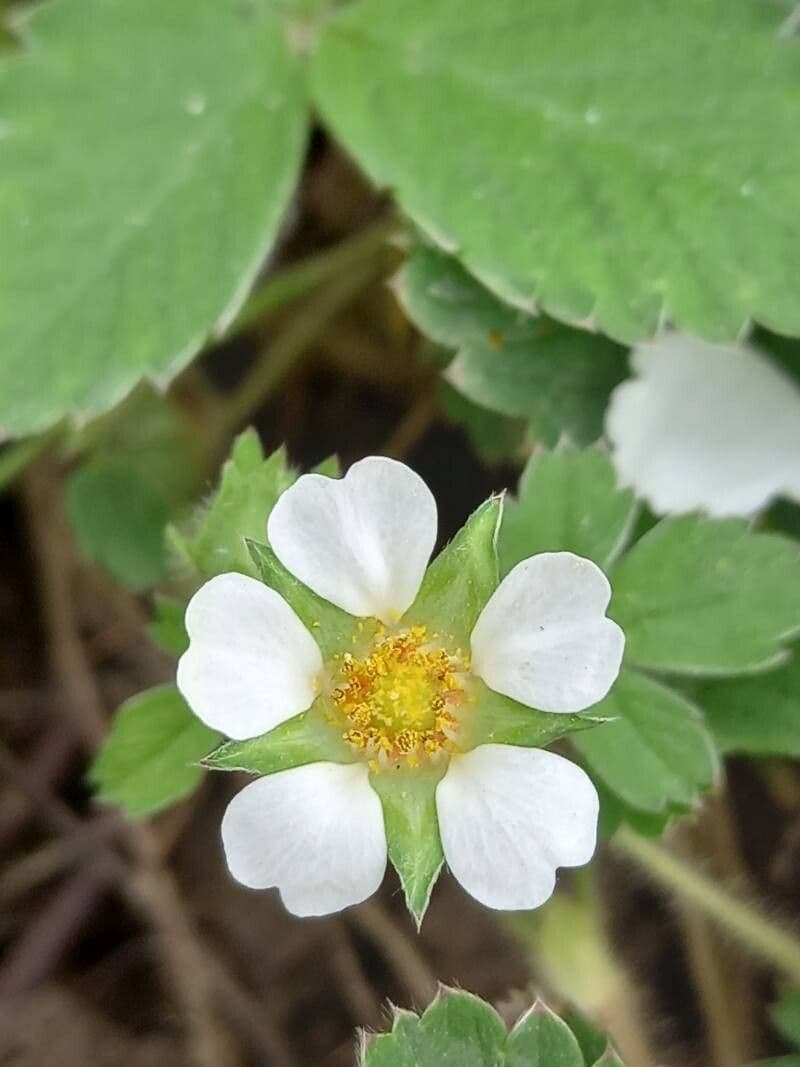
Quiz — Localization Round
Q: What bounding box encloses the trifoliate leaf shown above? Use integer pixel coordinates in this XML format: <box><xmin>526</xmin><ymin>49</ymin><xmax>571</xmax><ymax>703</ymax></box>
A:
<box><xmin>695</xmin><ymin>653</ymin><xmax>800</xmax><ymax>758</ymax></box>
<box><xmin>405</xmin><ymin>496</ymin><xmax>501</xmax><ymax>650</ymax></box>
<box><xmin>611</xmin><ymin>516</ymin><xmax>800</xmax><ymax>675</ymax></box>
<box><xmin>370</xmin><ymin>766</ymin><xmax>444</xmax><ymax>927</ymax></box>
<box><xmin>500</xmin><ymin>446</ymin><xmax>637</xmax><ymax>576</ymax></box>
<box><xmin>202</xmin><ymin>707</ymin><xmax>353</xmax><ymax>776</ymax></box>
<box><xmin>247</xmin><ymin>539</ymin><xmax>360</xmax><ymax>661</ymax></box>
<box><xmin>148</xmin><ymin>596</ymin><xmax>189</xmax><ymax>657</ymax></box>
<box><xmin>505</xmin><ymin>1003</ymin><xmax>585</xmax><ymax>1067</ymax></box>
<box><xmin>314</xmin><ymin>1</ymin><xmax>800</xmax><ymax>344</ymax></box>
<box><xmin>362</xmin><ymin>989</ymin><xmax>507</xmax><ymax>1067</ymax></box>
<box><xmin>398</xmin><ymin>247</ymin><xmax>627</xmax><ymax>445</ymax></box>
<box><xmin>573</xmin><ymin>669</ymin><xmax>718</xmax><ymax>813</ymax></box>
<box><xmin>66</xmin><ymin>460</ymin><xmax>168</xmax><ymax>590</ymax></box>
<box><xmin>90</xmin><ymin>685</ymin><xmax>218</xmax><ymax>817</ymax></box>
<box><xmin>169</xmin><ymin>430</ymin><xmax>295</xmax><ymax>582</ymax></box>
<box><xmin>0</xmin><ymin>0</ymin><xmax>307</xmax><ymax>436</ymax></box>
<box><xmin>462</xmin><ymin>679</ymin><xmax>603</xmax><ymax>753</ymax></box>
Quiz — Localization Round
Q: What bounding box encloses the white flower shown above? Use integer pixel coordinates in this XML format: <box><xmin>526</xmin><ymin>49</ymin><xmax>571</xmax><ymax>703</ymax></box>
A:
<box><xmin>177</xmin><ymin>457</ymin><xmax>623</xmax><ymax>916</ymax></box>
<box><xmin>606</xmin><ymin>332</ymin><xmax>800</xmax><ymax>518</ymax></box>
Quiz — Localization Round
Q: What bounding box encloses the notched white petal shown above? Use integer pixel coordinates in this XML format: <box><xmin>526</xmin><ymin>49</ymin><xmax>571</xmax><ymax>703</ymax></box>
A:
<box><xmin>436</xmin><ymin>744</ymin><xmax>598</xmax><ymax>910</ymax></box>
<box><xmin>221</xmin><ymin>762</ymin><xmax>387</xmax><ymax>916</ymax></box>
<box><xmin>606</xmin><ymin>332</ymin><xmax>800</xmax><ymax>517</ymax></box>
<box><xmin>177</xmin><ymin>572</ymin><xmax>322</xmax><ymax>741</ymax></box>
<box><xmin>267</xmin><ymin>456</ymin><xmax>437</xmax><ymax>623</ymax></box>
<box><xmin>470</xmin><ymin>552</ymin><xmax>624</xmax><ymax>713</ymax></box>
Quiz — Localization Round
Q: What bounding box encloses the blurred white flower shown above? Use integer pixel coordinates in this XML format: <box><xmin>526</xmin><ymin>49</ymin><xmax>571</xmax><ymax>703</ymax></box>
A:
<box><xmin>606</xmin><ymin>333</ymin><xmax>800</xmax><ymax>517</ymax></box>
<box><xmin>177</xmin><ymin>458</ymin><xmax>622</xmax><ymax>916</ymax></box>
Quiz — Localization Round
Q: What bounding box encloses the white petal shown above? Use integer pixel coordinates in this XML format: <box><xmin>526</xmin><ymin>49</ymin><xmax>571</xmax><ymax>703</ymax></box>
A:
<box><xmin>221</xmin><ymin>762</ymin><xmax>387</xmax><ymax>916</ymax></box>
<box><xmin>437</xmin><ymin>744</ymin><xmax>598</xmax><ymax>910</ymax></box>
<box><xmin>177</xmin><ymin>573</ymin><xmax>322</xmax><ymax>741</ymax></box>
<box><xmin>267</xmin><ymin>456</ymin><xmax>437</xmax><ymax>623</ymax></box>
<box><xmin>470</xmin><ymin>552</ymin><xmax>624</xmax><ymax>713</ymax></box>
<box><xmin>606</xmin><ymin>332</ymin><xmax>800</xmax><ymax>518</ymax></box>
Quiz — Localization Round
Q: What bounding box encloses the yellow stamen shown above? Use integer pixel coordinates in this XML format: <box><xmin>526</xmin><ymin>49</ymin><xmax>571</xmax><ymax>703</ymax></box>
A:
<box><xmin>330</xmin><ymin>626</ymin><xmax>465</xmax><ymax>763</ymax></box>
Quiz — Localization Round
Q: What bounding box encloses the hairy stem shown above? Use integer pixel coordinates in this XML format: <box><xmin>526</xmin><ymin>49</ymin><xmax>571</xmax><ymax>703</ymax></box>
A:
<box><xmin>614</xmin><ymin>825</ymin><xmax>800</xmax><ymax>984</ymax></box>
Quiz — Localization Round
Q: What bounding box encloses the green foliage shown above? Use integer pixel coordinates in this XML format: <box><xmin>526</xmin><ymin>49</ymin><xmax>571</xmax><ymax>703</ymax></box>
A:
<box><xmin>439</xmin><ymin>381</ymin><xmax>526</xmax><ymax>465</ymax></box>
<box><xmin>66</xmin><ymin>460</ymin><xmax>168</xmax><ymax>589</ymax></box>
<box><xmin>169</xmin><ymin>430</ymin><xmax>295</xmax><ymax>582</ymax></box>
<box><xmin>89</xmin><ymin>685</ymin><xmax>218</xmax><ymax>817</ymax></box>
<box><xmin>314</xmin><ymin>0</ymin><xmax>800</xmax><ymax>343</ymax></box>
<box><xmin>500</xmin><ymin>446</ymin><xmax>636</xmax><ymax>575</ymax></box>
<box><xmin>370</xmin><ymin>766</ymin><xmax>445</xmax><ymax>927</ymax></box>
<box><xmin>771</xmin><ymin>988</ymin><xmax>800</xmax><ymax>1049</ymax></box>
<box><xmin>148</xmin><ymin>596</ymin><xmax>189</xmax><ymax>657</ymax></box>
<box><xmin>574</xmin><ymin>670</ymin><xmax>718</xmax><ymax>813</ymax></box>
<box><xmin>405</xmin><ymin>497</ymin><xmax>501</xmax><ymax>650</ymax></box>
<box><xmin>361</xmin><ymin>990</ymin><xmax>621</xmax><ymax>1066</ymax></box>
<box><xmin>695</xmin><ymin>653</ymin><xmax>800</xmax><ymax>758</ymax></box>
<box><xmin>0</xmin><ymin>0</ymin><xmax>307</xmax><ymax>436</ymax></box>
<box><xmin>398</xmin><ymin>247</ymin><xmax>627</xmax><ymax>445</ymax></box>
<box><xmin>611</xmin><ymin>517</ymin><xmax>800</xmax><ymax>675</ymax></box>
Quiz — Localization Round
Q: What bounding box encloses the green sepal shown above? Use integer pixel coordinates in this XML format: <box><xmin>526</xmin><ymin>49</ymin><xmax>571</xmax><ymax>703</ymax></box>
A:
<box><xmin>362</xmin><ymin>988</ymin><xmax>507</xmax><ymax>1067</ymax></box>
<box><xmin>202</xmin><ymin>706</ymin><xmax>354</xmax><ymax>776</ymax></box>
<box><xmin>405</xmin><ymin>496</ymin><xmax>502</xmax><ymax>651</ymax></box>
<box><xmin>506</xmin><ymin>1002</ymin><xmax>585</xmax><ymax>1067</ymax></box>
<box><xmin>312</xmin><ymin>453</ymin><xmax>341</xmax><ymax>477</ymax></box>
<box><xmin>461</xmin><ymin>678</ymin><xmax>606</xmax><ymax>752</ymax></box>
<box><xmin>89</xmin><ymin>685</ymin><xmax>218</xmax><ymax>818</ymax></box>
<box><xmin>148</xmin><ymin>595</ymin><xmax>189</xmax><ymax>657</ymax></box>
<box><xmin>370</xmin><ymin>764</ymin><xmax>446</xmax><ymax>928</ymax></box>
<box><xmin>247</xmin><ymin>539</ymin><xmax>363</xmax><ymax>661</ymax></box>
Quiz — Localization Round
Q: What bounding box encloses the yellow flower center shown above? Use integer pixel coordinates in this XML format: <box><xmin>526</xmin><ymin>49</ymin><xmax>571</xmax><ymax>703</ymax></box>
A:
<box><xmin>330</xmin><ymin>625</ymin><xmax>466</xmax><ymax>766</ymax></box>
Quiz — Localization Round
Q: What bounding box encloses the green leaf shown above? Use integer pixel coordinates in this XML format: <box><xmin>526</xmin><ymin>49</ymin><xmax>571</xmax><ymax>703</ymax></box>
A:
<box><xmin>500</xmin><ymin>446</ymin><xmax>637</xmax><ymax>577</ymax></box>
<box><xmin>247</xmin><ymin>540</ymin><xmax>360</xmax><ymax>661</ymax></box>
<box><xmin>66</xmin><ymin>460</ymin><xmax>168</xmax><ymax>590</ymax></box>
<box><xmin>505</xmin><ymin>1003</ymin><xmax>585</xmax><ymax>1067</ymax></box>
<box><xmin>202</xmin><ymin>706</ymin><xmax>353</xmax><ymax>775</ymax></box>
<box><xmin>462</xmin><ymin>679</ymin><xmax>604</xmax><ymax>753</ymax></box>
<box><xmin>405</xmin><ymin>497</ymin><xmax>501</xmax><ymax>650</ymax></box>
<box><xmin>370</xmin><ymin>766</ymin><xmax>444</xmax><ymax>927</ymax></box>
<box><xmin>398</xmin><ymin>246</ymin><xmax>627</xmax><ymax>445</ymax></box>
<box><xmin>771</xmin><ymin>988</ymin><xmax>800</xmax><ymax>1049</ymax></box>
<box><xmin>0</xmin><ymin>0</ymin><xmax>307</xmax><ymax>436</ymax></box>
<box><xmin>439</xmin><ymin>381</ymin><xmax>526</xmax><ymax>466</ymax></box>
<box><xmin>611</xmin><ymin>516</ymin><xmax>800</xmax><ymax>675</ymax></box>
<box><xmin>591</xmin><ymin>1049</ymin><xmax>626</xmax><ymax>1067</ymax></box>
<box><xmin>363</xmin><ymin>990</ymin><xmax>507</xmax><ymax>1067</ymax></box>
<box><xmin>314</xmin><ymin>1</ymin><xmax>800</xmax><ymax>343</ymax></box>
<box><xmin>695</xmin><ymin>653</ymin><xmax>800</xmax><ymax>758</ymax></box>
<box><xmin>574</xmin><ymin>669</ymin><xmax>718</xmax><ymax>813</ymax></box>
<box><xmin>148</xmin><ymin>596</ymin><xmax>189</xmax><ymax>658</ymax></box>
<box><xmin>90</xmin><ymin>685</ymin><xmax>218</xmax><ymax>817</ymax></box>
<box><xmin>169</xmin><ymin>431</ymin><xmax>295</xmax><ymax>582</ymax></box>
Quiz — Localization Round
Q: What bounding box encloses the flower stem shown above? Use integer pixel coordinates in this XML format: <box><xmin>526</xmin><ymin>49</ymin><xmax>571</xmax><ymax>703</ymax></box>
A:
<box><xmin>614</xmin><ymin>825</ymin><xmax>800</xmax><ymax>984</ymax></box>
<box><xmin>224</xmin><ymin>216</ymin><xmax>398</xmax><ymax>340</ymax></box>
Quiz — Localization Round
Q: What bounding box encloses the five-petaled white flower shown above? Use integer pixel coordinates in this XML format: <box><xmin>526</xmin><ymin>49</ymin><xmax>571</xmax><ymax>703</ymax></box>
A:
<box><xmin>177</xmin><ymin>457</ymin><xmax>624</xmax><ymax>917</ymax></box>
<box><xmin>606</xmin><ymin>332</ymin><xmax>800</xmax><ymax>518</ymax></box>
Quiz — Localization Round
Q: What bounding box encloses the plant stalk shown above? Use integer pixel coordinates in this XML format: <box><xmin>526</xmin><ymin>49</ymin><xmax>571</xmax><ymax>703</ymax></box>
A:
<box><xmin>614</xmin><ymin>825</ymin><xmax>800</xmax><ymax>984</ymax></box>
